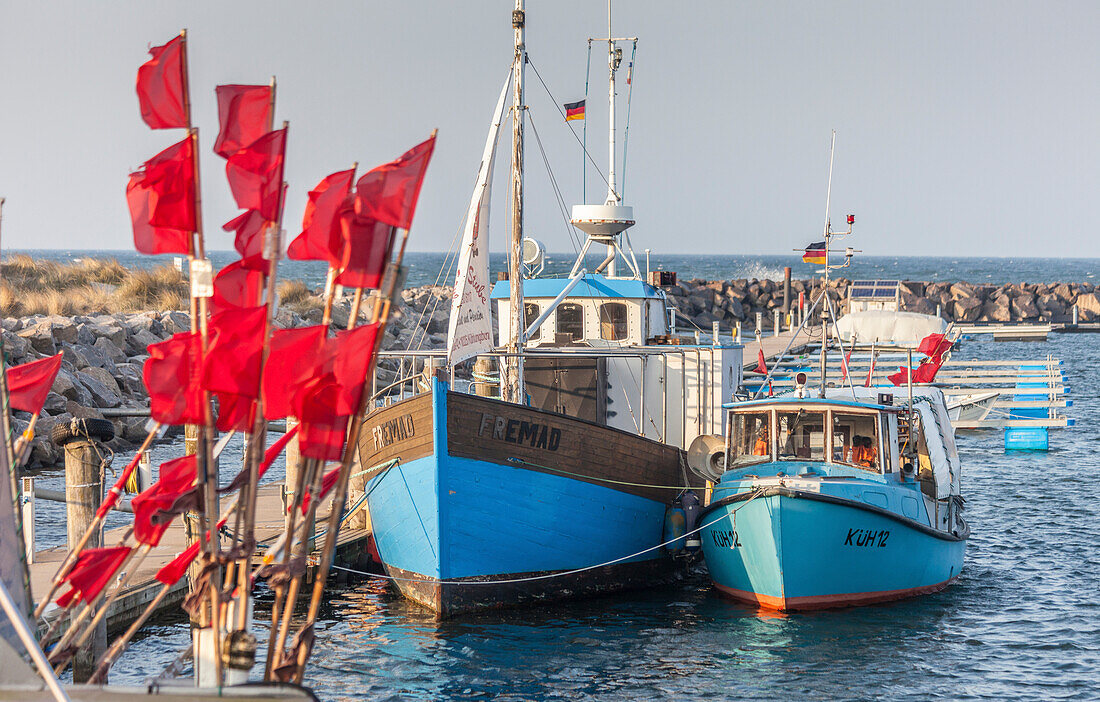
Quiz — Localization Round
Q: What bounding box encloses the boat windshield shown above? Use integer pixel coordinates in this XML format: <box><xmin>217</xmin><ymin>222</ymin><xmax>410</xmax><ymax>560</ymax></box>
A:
<box><xmin>831</xmin><ymin>411</ymin><xmax>880</xmax><ymax>472</ymax></box>
<box><xmin>729</xmin><ymin>411</ymin><xmax>772</xmax><ymax>467</ymax></box>
<box><xmin>776</xmin><ymin>410</ymin><xmax>826</xmax><ymax>461</ymax></box>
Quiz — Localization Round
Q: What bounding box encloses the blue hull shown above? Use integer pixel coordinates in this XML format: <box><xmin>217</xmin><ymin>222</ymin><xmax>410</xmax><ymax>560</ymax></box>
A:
<box><xmin>701</xmin><ymin>488</ymin><xmax>966</xmax><ymax>610</ymax></box>
<box><xmin>361</xmin><ymin>381</ymin><xmax>691</xmax><ymax>616</ymax></box>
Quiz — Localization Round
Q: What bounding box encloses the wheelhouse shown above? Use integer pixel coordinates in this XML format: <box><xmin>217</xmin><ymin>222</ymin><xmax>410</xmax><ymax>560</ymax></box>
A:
<box><xmin>725</xmin><ymin>399</ymin><xmax>901</xmax><ymax>475</ymax></box>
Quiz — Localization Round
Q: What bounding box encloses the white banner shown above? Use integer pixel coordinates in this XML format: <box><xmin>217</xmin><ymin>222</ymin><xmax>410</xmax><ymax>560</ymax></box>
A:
<box><xmin>446</xmin><ymin>72</ymin><xmax>511</xmax><ymax>367</ymax></box>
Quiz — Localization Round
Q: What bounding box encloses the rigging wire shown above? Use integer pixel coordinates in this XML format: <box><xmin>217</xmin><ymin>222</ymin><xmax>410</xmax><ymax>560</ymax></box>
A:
<box><xmin>621</xmin><ymin>40</ymin><xmax>637</xmax><ymax>199</ymax></box>
<box><xmin>526</xmin><ymin>55</ymin><xmax>617</xmax><ymax>200</ymax></box>
<box><xmin>526</xmin><ymin>111</ymin><xmax>582</xmax><ymax>255</ymax></box>
<box><xmin>583</xmin><ymin>40</ymin><xmax>592</xmax><ymax>201</ymax></box>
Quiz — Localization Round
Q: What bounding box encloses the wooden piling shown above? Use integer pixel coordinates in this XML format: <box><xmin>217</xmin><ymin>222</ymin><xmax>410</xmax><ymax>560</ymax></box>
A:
<box><xmin>63</xmin><ymin>438</ymin><xmax>106</xmax><ymax>682</ymax></box>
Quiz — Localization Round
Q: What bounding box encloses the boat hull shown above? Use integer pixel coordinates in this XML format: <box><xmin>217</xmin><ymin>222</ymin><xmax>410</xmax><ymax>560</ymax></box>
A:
<box><xmin>358</xmin><ymin>380</ymin><xmax>699</xmax><ymax>616</ymax></box>
<box><xmin>700</xmin><ymin>487</ymin><xmax>966</xmax><ymax>611</ymax></box>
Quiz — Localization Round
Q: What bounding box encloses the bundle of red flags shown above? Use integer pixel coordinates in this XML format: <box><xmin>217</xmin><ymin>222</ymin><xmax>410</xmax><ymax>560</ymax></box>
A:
<box><xmin>888</xmin><ymin>334</ymin><xmax>953</xmax><ymax>387</ymax></box>
<box><xmin>6</xmin><ymin>353</ymin><xmax>63</xmax><ymax>415</ymax></box>
<box><xmin>56</xmin><ymin>546</ymin><xmax>132</xmax><ymax>608</ymax></box>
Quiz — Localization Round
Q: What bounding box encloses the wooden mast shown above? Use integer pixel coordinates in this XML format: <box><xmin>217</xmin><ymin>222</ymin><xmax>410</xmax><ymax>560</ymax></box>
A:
<box><xmin>505</xmin><ymin>0</ymin><xmax>526</xmax><ymax>404</ymax></box>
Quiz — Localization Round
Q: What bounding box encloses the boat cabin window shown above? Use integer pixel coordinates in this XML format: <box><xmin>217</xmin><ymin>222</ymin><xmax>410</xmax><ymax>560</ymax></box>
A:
<box><xmin>730</xmin><ymin>411</ymin><xmax>772</xmax><ymax>467</ymax></box>
<box><xmin>599</xmin><ymin>302</ymin><xmax>628</xmax><ymax>341</ymax></box>
<box><xmin>776</xmin><ymin>410</ymin><xmax>826</xmax><ymax>461</ymax></box>
<box><xmin>831</xmin><ymin>411</ymin><xmax>880</xmax><ymax>472</ymax></box>
<box><xmin>558</xmin><ymin>303</ymin><xmax>584</xmax><ymax>341</ymax></box>
<box><xmin>524</xmin><ymin>303</ymin><xmax>540</xmax><ymax>341</ymax></box>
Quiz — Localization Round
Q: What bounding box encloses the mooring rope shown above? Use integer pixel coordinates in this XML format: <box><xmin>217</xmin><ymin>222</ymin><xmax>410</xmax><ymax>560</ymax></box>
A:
<box><xmin>326</xmin><ymin>488</ymin><xmax>764</xmax><ymax>587</ymax></box>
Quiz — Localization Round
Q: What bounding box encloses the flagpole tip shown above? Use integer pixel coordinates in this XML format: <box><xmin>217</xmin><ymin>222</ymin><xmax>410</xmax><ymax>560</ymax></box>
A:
<box><xmin>430</xmin><ymin>128</ymin><xmax>439</xmax><ymax>138</ymax></box>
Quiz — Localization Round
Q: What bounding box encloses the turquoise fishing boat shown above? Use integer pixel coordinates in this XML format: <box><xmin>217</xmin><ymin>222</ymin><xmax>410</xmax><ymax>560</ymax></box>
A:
<box><xmin>697</xmin><ymin>387</ymin><xmax>968</xmax><ymax>611</ymax></box>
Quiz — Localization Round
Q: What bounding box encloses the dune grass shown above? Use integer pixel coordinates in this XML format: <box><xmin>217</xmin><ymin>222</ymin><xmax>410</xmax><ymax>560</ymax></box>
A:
<box><xmin>0</xmin><ymin>256</ymin><xmax>188</xmax><ymax>316</ymax></box>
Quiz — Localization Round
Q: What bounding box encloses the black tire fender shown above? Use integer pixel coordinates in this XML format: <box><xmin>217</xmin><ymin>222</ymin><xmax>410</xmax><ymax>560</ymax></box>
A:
<box><xmin>50</xmin><ymin>417</ymin><xmax>115</xmax><ymax>447</ymax></box>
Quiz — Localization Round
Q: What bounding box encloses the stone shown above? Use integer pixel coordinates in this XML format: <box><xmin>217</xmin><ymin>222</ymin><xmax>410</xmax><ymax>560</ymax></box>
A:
<box><xmin>88</xmin><ymin>322</ymin><xmax>128</xmax><ymax>347</ymax></box>
<box><xmin>1011</xmin><ymin>293</ymin><xmax>1040</xmax><ymax>320</ymax></box>
<box><xmin>1037</xmin><ymin>294</ymin><xmax>1065</xmax><ymax>317</ymax></box>
<box><xmin>161</xmin><ymin>311</ymin><xmax>191</xmax><ymax>335</ymax></box>
<box><xmin>40</xmin><ymin>317</ymin><xmax>79</xmax><ymax>344</ymax></box>
<box><xmin>17</xmin><ymin>324</ymin><xmax>56</xmax><ymax>355</ymax></box>
<box><xmin>53</xmin><ymin>369</ymin><xmax>93</xmax><ymax>406</ymax></box>
<box><xmin>1</xmin><ymin>331</ymin><xmax>32</xmax><ymax>362</ymax></box>
<box><xmin>1073</xmin><ymin>291</ymin><xmax>1100</xmax><ymax>321</ymax></box>
<box><xmin>902</xmin><ymin>294</ymin><xmax>936</xmax><ymax>316</ymax></box>
<box><xmin>74</xmin><ymin>324</ymin><xmax>96</xmax><ymax>347</ymax></box>
<box><xmin>93</xmin><ymin>336</ymin><xmax>126</xmax><ymax>364</ymax></box>
<box><xmin>64</xmin><ymin>400</ymin><xmax>104</xmax><ymax>419</ymax></box>
<box><xmin>118</xmin><ymin>416</ymin><xmax>151</xmax><ymax>443</ymax></box>
<box><xmin>43</xmin><ymin>391</ymin><xmax>68</xmax><ymax>415</ymax></box>
<box><xmin>76</xmin><ymin>370</ymin><xmax>122</xmax><ymax>408</ymax></box>
<box><xmin>982</xmin><ymin>296</ymin><xmax>1012</xmax><ymax>322</ymax></box>
<box><xmin>128</xmin><ymin>329</ymin><xmax>161</xmax><ymax>355</ymax></box>
<box><xmin>113</xmin><ymin>363</ymin><xmax>148</xmax><ymax>398</ymax></box>
<box><xmin>60</xmin><ymin>344</ymin><xmax>90</xmax><ymax>370</ymax></box>
<box><xmin>949</xmin><ymin>283</ymin><xmax>976</xmax><ymax>300</ymax></box>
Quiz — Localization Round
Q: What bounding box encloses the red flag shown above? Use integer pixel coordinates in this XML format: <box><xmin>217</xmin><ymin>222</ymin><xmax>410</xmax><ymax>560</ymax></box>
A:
<box><xmin>211</xmin><ymin>259</ymin><xmax>266</xmax><ymax>316</ymax></box>
<box><xmin>141</xmin><ymin>137</ymin><xmax>197</xmax><ymax>231</ymax></box>
<box><xmin>154</xmin><ymin>514</ymin><xmax>228</xmax><ymax>585</ymax></box>
<box><xmin>298</xmin><ymin>375</ymin><xmax>349</xmax><ymax>461</ymax></box>
<box><xmin>841</xmin><ymin>351</ymin><xmax>853</xmax><ymax>382</ymax></box>
<box><xmin>226</xmin><ymin>128</ymin><xmax>286</xmax><ymax>220</ymax></box>
<box><xmin>127</xmin><ymin>173</ymin><xmax>192</xmax><ymax>255</ymax></box>
<box><xmin>223</xmin><ymin>209</ymin><xmax>270</xmax><ymax>265</ymax></box>
<box><xmin>887</xmin><ymin>368</ymin><xmax>908</xmax><ymax>387</ymax></box>
<box><xmin>353</xmin><ymin>135</ymin><xmax>436</xmax><ymax>229</ymax></box>
<box><xmin>155</xmin><ymin>539</ymin><xmax>200</xmax><ymax>586</ymax></box>
<box><xmin>216</xmin><ymin>392</ymin><xmax>256</xmax><ymax>432</ymax></box>
<box><xmin>214</xmin><ymin>85</ymin><xmax>272</xmax><ymax>159</ymax></box>
<box><xmin>287</xmin><ymin>169</ymin><xmax>356</xmax><ymax>264</ymax></box>
<box><xmin>335</xmin><ymin>215</ymin><xmax>395</xmax><ymax>289</ymax></box>
<box><xmin>300</xmin><ymin>466</ymin><xmax>341</xmax><ymax>515</ymax></box>
<box><xmin>136</xmin><ymin>35</ymin><xmax>186</xmax><ymax>130</ymax></box>
<box><xmin>56</xmin><ymin>546</ymin><xmax>132</xmax><ymax>607</ymax></box>
<box><xmin>753</xmin><ymin>349</ymin><xmax>768</xmax><ymax>375</ymax></box>
<box><xmin>888</xmin><ymin>362</ymin><xmax>941</xmax><ymax>386</ymax></box>
<box><xmin>132</xmin><ymin>455</ymin><xmax>197</xmax><ymax>547</ymax></box>
<box><xmin>261</xmin><ymin>326</ymin><xmax>328</xmax><ymax>420</ymax></box>
<box><xmin>917</xmin><ymin>333</ymin><xmax>952</xmax><ymax>363</ymax></box>
<box><xmin>144</xmin><ymin>332</ymin><xmax>205</xmax><ymax>425</ymax></box>
<box><xmin>6</xmin><ymin>354</ymin><xmax>63</xmax><ymax>414</ymax></box>
<box><xmin>332</xmin><ymin>323</ymin><xmax>380</xmax><ymax>415</ymax></box>
<box><xmin>202</xmin><ymin>306</ymin><xmax>267</xmax><ymax>398</ymax></box>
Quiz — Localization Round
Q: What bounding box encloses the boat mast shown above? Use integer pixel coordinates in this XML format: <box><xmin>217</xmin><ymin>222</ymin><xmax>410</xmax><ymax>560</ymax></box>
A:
<box><xmin>605</xmin><ymin>1</ymin><xmax>621</xmax><ymax>275</ymax></box>
<box><xmin>819</xmin><ymin>130</ymin><xmax>836</xmax><ymax>398</ymax></box>
<box><xmin>506</xmin><ymin>0</ymin><xmax>526</xmax><ymax>404</ymax></box>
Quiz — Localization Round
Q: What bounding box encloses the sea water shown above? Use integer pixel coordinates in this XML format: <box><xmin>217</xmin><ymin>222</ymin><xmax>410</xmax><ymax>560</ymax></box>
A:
<box><xmin>20</xmin><ymin>252</ymin><xmax>1100</xmax><ymax>700</ymax></box>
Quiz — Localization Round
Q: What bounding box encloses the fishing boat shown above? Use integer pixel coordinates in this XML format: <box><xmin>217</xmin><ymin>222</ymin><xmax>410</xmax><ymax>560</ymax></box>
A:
<box><xmin>355</xmin><ymin>1</ymin><xmax>736</xmax><ymax>616</ymax></box>
<box><xmin>696</xmin><ymin>138</ymin><xmax>968</xmax><ymax>611</ymax></box>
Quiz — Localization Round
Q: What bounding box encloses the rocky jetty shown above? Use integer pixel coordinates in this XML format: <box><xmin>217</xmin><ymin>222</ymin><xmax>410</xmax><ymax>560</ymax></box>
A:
<box><xmin>12</xmin><ymin>276</ymin><xmax>1092</xmax><ymax>468</ymax></box>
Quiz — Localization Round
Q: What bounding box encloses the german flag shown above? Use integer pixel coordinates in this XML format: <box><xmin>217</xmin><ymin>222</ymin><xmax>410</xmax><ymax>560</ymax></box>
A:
<box><xmin>802</xmin><ymin>241</ymin><xmax>826</xmax><ymax>264</ymax></box>
<box><xmin>564</xmin><ymin>100</ymin><xmax>585</xmax><ymax>122</ymax></box>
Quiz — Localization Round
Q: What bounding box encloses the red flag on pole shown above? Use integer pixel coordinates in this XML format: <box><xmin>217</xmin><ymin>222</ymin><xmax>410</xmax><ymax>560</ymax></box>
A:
<box><xmin>127</xmin><ymin>173</ymin><xmax>192</xmax><ymax>255</ymax></box>
<box><xmin>753</xmin><ymin>349</ymin><xmax>768</xmax><ymax>375</ymax></box>
<box><xmin>261</xmin><ymin>326</ymin><xmax>328</xmax><ymax>420</ymax></box>
<box><xmin>215</xmin><ymin>393</ymin><xmax>256</xmax><ymax>432</ymax></box>
<box><xmin>335</xmin><ymin>215</ymin><xmax>395</xmax><ymax>289</ymax></box>
<box><xmin>222</xmin><ymin>209</ymin><xmax>269</xmax><ymax>266</ymax></box>
<box><xmin>6</xmin><ymin>354</ymin><xmax>63</xmax><ymax>414</ymax></box>
<box><xmin>353</xmin><ymin>134</ymin><xmax>436</xmax><ymax>229</ymax></box>
<box><xmin>136</xmin><ymin>35</ymin><xmax>187</xmax><ymax>130</ymax></box>
<box><xmin>841</xmin><ymin>350</ymin><xmax>853</xmax><ymax>382</ymax></box>
<box><xmin>56</xmin><ymin>546</ymin><xmax>132</xmax><ymax>607</ymax></box>
<box><xmin>332</xmin><ymin>323</ymin><xmax>381</xmax><ymax>415</ymax></box>
<box><xmin>917</xmin><ymin>333</ymin><xmax>952</xmax><ymax>363</ymax></box>
<box><xmin>211</xmin><ymin>259</ymin><xmax>266</xmax><ymax>316</ymax></box>
<box><xmin>300</xmin><ymin>466</ymin><xmax>341</xmax><ymax>515</ymax></box>
<box><xmin>154</xmin><ymin>513</ymin><xmax>229</xmax><ymax>585</ymax></box>
<box><xmin>287</xmin><ymin>169</ymin><xmax>356</xmax><ymax>264</ymax></box>
<box><xmin>226</xmin><ymin>128</ymin><xmax>286</xmax><ymax>220</ymax></box>
<box><xmin>298</xmin><ymin>375</ymin><xmax>349</xmax><ymax>461</ymax></box>
<box><xmin>132</xmin><ymin>455</ymin><xmax>197</xmax><ymax>547</ymax></box>
<box><xmin>214</xmin><ymin>85</ymin><xmax>273</xmax><ymax>159</ymax></box>
<box><xmin>201</xmin><ymin>305</ymin><xmax>267</xmax><ymax>398</ymax></box>
<box><xmin>144</xmin><ymin>332</ymin><xmax>205</xmax><ymax>425</ymax></box>
<box><xmin>141</xmin><ymin>137</ymin><xmax>197</xmax><ymax>231</ymax></box>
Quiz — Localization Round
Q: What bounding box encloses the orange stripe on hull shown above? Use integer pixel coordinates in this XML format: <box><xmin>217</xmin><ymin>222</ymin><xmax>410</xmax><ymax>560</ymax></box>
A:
<box><xmin>714</xmin><ymin>577</ymin><xmax>959</xmax><ymax>612</ymax></box>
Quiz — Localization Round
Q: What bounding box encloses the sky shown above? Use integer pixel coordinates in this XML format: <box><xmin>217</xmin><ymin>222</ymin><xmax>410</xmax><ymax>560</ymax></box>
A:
<box><xmin>0</xmin><ymin>1</ymin><xmax>1098</xmax><ymax>258</ymax></box>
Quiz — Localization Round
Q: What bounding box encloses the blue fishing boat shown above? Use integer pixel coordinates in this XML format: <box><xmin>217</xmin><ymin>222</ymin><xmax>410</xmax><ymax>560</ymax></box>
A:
<box><xmin>698</xmin><ymin>387</ymin><xmax>968</xmax><ymax>611</ymax></box>
<box><xmin>353</xmin><ymin>1</ymin><xmax>738</xmax><ymax>616</ymax></box>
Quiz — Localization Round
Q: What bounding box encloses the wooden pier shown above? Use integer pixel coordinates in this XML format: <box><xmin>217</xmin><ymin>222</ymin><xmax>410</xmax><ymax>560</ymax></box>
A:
<box><xmin>30</xmin><ymin>483</ymin><xmax>373</xmax><ymax>643</ymax></box>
